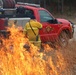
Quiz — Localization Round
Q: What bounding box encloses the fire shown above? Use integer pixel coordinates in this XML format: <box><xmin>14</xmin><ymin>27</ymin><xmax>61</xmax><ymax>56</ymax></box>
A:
<box><xmin>0</xmin><ymin>25</ymin><xmax>71</xmax><ymax>75</ymax></box>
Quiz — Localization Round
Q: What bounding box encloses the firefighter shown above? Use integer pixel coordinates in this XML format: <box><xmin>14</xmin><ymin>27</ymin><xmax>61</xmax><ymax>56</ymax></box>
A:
<box><xmin>24</xmin><ymin>15</ymin><xmax>42</xmax><ymax>49</ymax></box>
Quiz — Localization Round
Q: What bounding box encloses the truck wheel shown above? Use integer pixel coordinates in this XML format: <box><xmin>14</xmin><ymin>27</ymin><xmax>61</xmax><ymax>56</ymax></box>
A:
<box><xmin>58</xmin><ymin>31</ymin><xmax>69</xmax><ymax>48</ymax></box>
<box><xmin>2</xmin><ymin>0</ymin><xmax>16</xmax><ymax>8</ymax></box>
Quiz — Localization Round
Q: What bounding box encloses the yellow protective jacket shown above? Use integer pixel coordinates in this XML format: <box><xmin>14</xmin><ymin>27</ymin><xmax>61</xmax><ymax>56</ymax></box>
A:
<box><xmin>24</xmin><ymin>20</ymin><xmax>42</xmax><ymax>42</ymax></box>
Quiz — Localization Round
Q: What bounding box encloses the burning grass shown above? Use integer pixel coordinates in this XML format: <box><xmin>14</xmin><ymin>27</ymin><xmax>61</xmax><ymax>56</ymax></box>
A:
<box><xmin>0</xmin><ymin>25</ymin><xmax>75</xmax><ymax>75</ymax></box>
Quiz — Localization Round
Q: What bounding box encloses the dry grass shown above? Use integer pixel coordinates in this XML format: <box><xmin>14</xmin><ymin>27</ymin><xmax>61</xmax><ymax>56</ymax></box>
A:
<box><xmin>53</xmin><ymin>12</ymin><xmax>76</xmax><ymax>74</ymax></box>
<box><xmin>58</xmin><ymin>40</ymin><xmax>76</xmax><ymax>75</ymax></box>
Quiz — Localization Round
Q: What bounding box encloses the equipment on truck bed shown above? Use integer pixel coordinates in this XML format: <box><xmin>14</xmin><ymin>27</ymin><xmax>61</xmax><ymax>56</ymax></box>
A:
<box><xmin>0</xmin><ymin>0</ymin><xmax>16</xmax><ymax>8</ymax></box>
<box><xmin>17</xmin><ymin>2</ymin><xmax>40</xmax><ymax>7</ymax></box>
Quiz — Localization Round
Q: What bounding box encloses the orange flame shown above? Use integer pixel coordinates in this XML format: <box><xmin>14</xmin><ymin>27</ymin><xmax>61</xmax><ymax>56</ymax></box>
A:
<box><xmin>0</xmin><ymin>25</ymin><xmax>71</xmax><ymax>75</ymax></box>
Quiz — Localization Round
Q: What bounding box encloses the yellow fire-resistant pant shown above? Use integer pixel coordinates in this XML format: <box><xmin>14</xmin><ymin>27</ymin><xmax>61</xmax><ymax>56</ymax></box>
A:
<box><xmin>29</xmin><ymin>34</ymin><xmax>41</xmax><ymax>49</ymax></box>
<box><xmin>30</xmin><ymin>41</ymin><xmax>41</xmax><ymax>49</ymax></box>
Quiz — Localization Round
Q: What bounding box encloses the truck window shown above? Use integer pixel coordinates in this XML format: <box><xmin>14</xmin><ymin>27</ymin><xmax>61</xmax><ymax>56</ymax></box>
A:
<box><xmin>16</xmin><ymin>7</ymin><xmax>34</xmax><ymax>18</ymax></box>
<box><xmin>39</xmin><ymin>10</ymin><xmax>53</xmax><ymax>22</ymax></box>
<box><xmin>25</xmin><ymin>9</ymin><xmax>34</xmax><ymax>17</ymax></box>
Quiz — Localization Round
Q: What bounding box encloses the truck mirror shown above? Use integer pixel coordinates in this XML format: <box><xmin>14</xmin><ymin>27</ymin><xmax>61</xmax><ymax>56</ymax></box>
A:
<box><xmin>47</xmin><ymin>19</ymin><xmax>58</xmax><ymax>24</ymax></box>
<box><xmin>54</xmin><ymin>19</ymin><xmax>58</xmax><ymax>23</ymax></box>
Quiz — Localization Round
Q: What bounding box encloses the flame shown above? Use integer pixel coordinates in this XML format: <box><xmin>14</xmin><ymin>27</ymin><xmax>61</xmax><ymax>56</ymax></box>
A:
<box><xmin>0</xmin><ymin>25</ymin><xmax>71</xmax><ymax>75</ymax></box>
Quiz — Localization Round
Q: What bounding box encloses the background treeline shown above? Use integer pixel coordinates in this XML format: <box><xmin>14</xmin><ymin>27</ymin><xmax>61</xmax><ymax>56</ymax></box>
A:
<box><xmin>15</xmin><ymin>0</ymin><xmax>76</xmax><ymax>14</ymax></box>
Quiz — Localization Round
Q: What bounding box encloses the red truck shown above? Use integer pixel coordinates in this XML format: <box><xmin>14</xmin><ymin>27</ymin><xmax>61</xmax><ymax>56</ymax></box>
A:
<box><xmin>0</xmin><ymin>1</ymin><xmax>74</xmax><ymax>48</ymax></box>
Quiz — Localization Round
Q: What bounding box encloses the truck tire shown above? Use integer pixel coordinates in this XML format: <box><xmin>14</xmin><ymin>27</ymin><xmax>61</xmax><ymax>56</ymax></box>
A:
<box><xmin>58</xmin><ymin>31</ymin><xmax>69</xmax><ymax>48</ymax></box>
<box><xmin>2</xmin><ymin>0</ymin><xmax>16</xmax><ymax>8</ymax></box>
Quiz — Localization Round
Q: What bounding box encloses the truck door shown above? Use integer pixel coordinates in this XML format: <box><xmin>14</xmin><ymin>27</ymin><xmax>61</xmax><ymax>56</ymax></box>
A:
<box><xmin>38</xmin><ymin>10</ymin><xmax>61</xmax><ymax>42</ymax></box>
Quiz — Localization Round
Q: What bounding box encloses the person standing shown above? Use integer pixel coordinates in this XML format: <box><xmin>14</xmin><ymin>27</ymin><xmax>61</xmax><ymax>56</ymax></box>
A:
<box><xmin>24</xmin><ymin>15</ymin><xmax>42</xmax><ymax>49</ymax></box>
